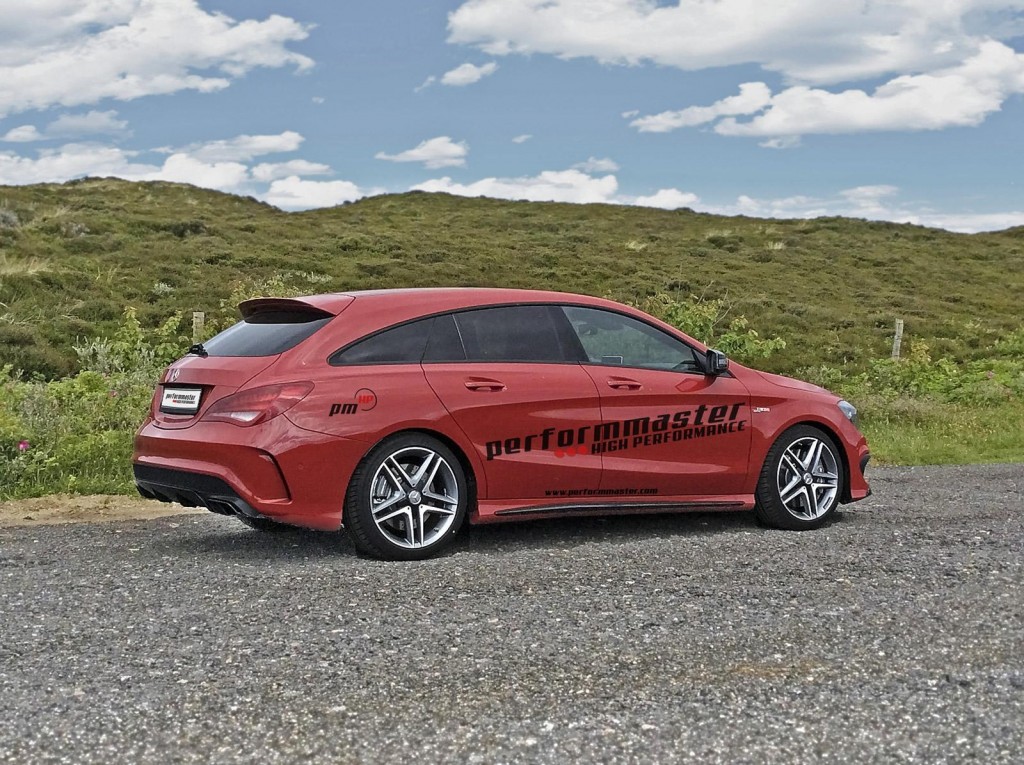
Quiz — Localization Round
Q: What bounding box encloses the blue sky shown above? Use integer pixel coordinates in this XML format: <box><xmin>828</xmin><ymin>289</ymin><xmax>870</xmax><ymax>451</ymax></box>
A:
<box><xmin>1</xmin><ymin>1</ymin><xmax>1023</xmax><ymax>232</ymax></box>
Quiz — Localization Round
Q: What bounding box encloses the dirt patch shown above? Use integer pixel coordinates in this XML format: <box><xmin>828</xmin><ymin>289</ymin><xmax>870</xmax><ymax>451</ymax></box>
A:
<box><xmin>0</xmin><ymin>494</ymin><xmax>203</xmax><ymax>528</ymax></box>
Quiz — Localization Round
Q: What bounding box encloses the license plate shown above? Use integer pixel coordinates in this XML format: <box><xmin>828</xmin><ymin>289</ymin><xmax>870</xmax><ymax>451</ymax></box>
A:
<box><xmin>160</xmin><ymin>387</ymin><xmax>202</xmax><ymax>415</ymax></box>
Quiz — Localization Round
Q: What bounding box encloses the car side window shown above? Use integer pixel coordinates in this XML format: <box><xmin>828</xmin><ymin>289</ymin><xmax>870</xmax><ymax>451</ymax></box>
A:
<box><xmin>422</xmin><ymin>313</ymin><xmax>466</xmax><ymax>362</ymax></box>
<box><xmin>562</xmin><ymin>306</ymin><xmax>700</xmax><ymax>372</ymax></box>
<box><xmin>454</xmin><ymin>306</ymin><xmax>567</xmax><ymax>362</ymax></box>
<box><xmin>330</xmin><ymin>317</ymin><xmax>434</xmax><ymax>365</ymax></box>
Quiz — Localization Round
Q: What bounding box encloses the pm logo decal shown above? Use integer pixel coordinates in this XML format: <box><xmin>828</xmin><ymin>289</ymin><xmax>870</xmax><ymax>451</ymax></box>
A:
<box><xmin>329</xmin><ymin>388</ymin><xmax>377</xmax><ymax>416</ymax></box>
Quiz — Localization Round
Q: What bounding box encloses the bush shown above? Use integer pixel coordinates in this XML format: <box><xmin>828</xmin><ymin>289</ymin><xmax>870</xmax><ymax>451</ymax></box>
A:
<box><xmin>631</xmin><ymin>292</ymin><xmax>787</xmax><ymax>362</ymax></box>
<box><xmin>0</xmin><ymin>208</ymin><xmax>20</xmax><ymax>229</ymax></box>
<box><xmin>0</xmin><ymin>309</ymin><xmax>189</xmax><ymax>499</ymax></box>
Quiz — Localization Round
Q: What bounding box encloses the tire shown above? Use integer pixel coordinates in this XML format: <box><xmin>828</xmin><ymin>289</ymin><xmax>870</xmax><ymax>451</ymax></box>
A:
<box><xmin>755</xmin><ymin>425</ymin><xmax>844</xmax><ymax>530</ymax></box>
<box><xmin>344</xmin><ymin>433</ymin><xmax>469</xmax><ymax>560</ymax></box>
<box><xmin>236</xmin><ymin>514</ymin><xmax>292</xmax><ymax>532</ymax></box>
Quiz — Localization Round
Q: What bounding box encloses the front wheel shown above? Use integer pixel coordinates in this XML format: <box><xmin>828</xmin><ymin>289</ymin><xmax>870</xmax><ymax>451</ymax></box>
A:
<box><xmin>755</xmin><ymin>425</ymin><xmax>844</xmax><ymax>530</ymax></box>
<box><xmin>344</xmin><ymin>433</ymin><xmax>469</xmax><ymax>560</ymax></box>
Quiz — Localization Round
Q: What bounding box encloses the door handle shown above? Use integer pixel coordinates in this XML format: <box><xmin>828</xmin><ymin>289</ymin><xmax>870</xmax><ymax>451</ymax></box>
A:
<box><xmin>607</xmin><ymin>377</ymin><xmax>642</xmax><ymax>391</ymax></box>
<box><xmin>465</xmin><ymin>378</ymin><xmax>506</xmax><ymax>392</ymax></box>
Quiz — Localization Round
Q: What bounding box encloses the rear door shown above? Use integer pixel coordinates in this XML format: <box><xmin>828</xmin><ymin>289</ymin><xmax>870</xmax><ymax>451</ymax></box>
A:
<box><xmin>422</xmin><ymin>306</ymin><xmax>603</xmax><ymax>499</ymax></box>
<box><xmin>560</xmin><ymin>306</ymin><xmax>752</xmax><ymax>498</ymax></box>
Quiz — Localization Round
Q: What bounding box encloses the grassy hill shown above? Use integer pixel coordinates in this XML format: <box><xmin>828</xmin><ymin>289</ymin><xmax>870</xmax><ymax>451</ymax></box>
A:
<box><xmin>1</xmin><ymin>177</ymin><xmax>1022</xmax><ymax>377</ymax></box>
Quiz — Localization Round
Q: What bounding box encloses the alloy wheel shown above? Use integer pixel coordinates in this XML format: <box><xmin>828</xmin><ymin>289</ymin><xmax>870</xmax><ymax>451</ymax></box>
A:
<box><xmin>775</xmin><ymin>436</ymin><xmax>840</xmax><ymax>521</ymax></box>
<box><xmin>368</xmin><ymin>446</ymin><xmax>460</xmax><ymax>549</ymax></box>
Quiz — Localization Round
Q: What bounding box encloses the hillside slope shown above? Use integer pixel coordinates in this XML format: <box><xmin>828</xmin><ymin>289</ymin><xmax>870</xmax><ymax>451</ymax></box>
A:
<box><xmin>1</xmin><ymin>178</ymin><xmax>1021</xmax><ymax>376</ymax></box>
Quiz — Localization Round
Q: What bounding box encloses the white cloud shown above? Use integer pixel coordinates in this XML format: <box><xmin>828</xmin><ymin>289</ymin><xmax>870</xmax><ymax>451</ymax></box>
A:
<box><xmin>251</xmin><ymin>160</ymin><xmax>332</xmax><ymax>183</ymax></box>
<box><xmin>699</xmin><ymin>184</ymin><xmax>1024</xmax><ymax>233</ymax></box>
<box><xmin>759</xmin><ymin>136</ymin><xmax>802</xmax><ymax>150</ymax></box>
<box><xmin>172</xmin><ymin>131</ymin><xmax>305</xmax><ymax>162</ymax></box>
<box><xmin>715</xmin><ymin>42</ymin><xmax>1024</xmax><ymax>138</ymax></box>
<box><xmin>145</xmin><ymin>153</ymin><xmax>250</xmax><ymax>190</ymax></box>
<box><xmin>0</xmin><ymin>130</ymin><xmax>375</xmax><ymax>213</ymax></box>
<box><xmin>261</xmin><ymin>176</ymin><xmax>370</xmax><ymax>210</ymax></box>
<box><xmin>628</xmin><ymin>41</ymin><xmax>1024</xmax><ymax>140</ymax></box>
<box><xmin>0</xmin><ymin>0</ymin><xmax>313</xmax><ymax>119</ymax></box>
<box><xmin>573</xmin><ymin>156</ymin><xmax>620</xmax><ymax>173</ymax></box>
<box><xmin>414</xmin><ymin>169</ymin><xmax>618</xmax><ymax>204</ymax></box>
<box><xmin>451</xmin><ymin>1</ymin><xmax>1024</xmax><ymax>138</ymax></box>
<box><xmin>2</xmin><ymin>110</ymin><xmax>130</xmax><ymax>142</ymax></box>
<box><xmin>2</xmin><ymin>139</ymin><xmax>1019</xmax><ymax>232</ymax></box>
<box><xmin>912</xmin><ymin>210</ymin><xmax>1024</xmax><ymax>233</ymax></box>
<box><xmin>0</xmin><ymin>129</ymin><xmax>313</xmax><ymax>196</ymax></box>
<box><xmin>2</xmin><ymin>125</ymin><xmax>43</xmax><ymax>142</ymax></box>
<box><xmin>440</xmin><ymin>61</ymin><xmax>499</xmax><ymax>86</ymax></box>
<box><xmin>375</xmin><ymin>136</ymin><xmax>469</xmax><ymax>169</ymax></box>
<box><xmin>0</xmin><ymin>143</ymin><xmax>153</xmax><ymax>185</ymax></box>
<box><xmin>631</xmin><ymin>82</ymin><xmax>772</xmax><ymax>133</ymax></box>
<box><xmin>511</xmin><ymin>133</ymin><xmax>533</xmax><ymax>143</ymax></box>
<box><xmin>415</xmin><ymin>76</ymin><xmax>437</xmax><ymax>92</ymax></box>
<box><xmin>633</xmin><ymin>188</ymin><xmax>700</xmax><ymax>210</ymax></box>
<box><xmin>448</xmin><ymin>0</ymin><xmax>1023</xmax><ymax>85</ymax></box>
<box><xmin>412</xmin><ymin>168</ymin><xmax>1024</xmax><ymax>232</ymax></box>
<box><xmin>48</xmin><ymin>110</ymin><xmax>130</xmax><ymax>138</ymax></box>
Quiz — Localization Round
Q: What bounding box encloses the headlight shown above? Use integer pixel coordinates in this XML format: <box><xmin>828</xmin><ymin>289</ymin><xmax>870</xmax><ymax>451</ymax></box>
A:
<box><xmin>837</xmin><ymin>399</ymin><xmax>858</xmax><ymax>425</ymax></box>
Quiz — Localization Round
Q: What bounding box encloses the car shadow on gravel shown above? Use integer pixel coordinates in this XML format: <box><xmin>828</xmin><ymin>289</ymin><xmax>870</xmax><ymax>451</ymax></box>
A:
<box><xmin>150</xmin><ymin>515</ymin><xmax>355</xmax><ymax>561</ymax></box>
<box><xmin>151</xmin><ymin>508</ymin><xmax>857</xmax><ymax>561</ymax></box>
<box><xmin>453</xmin><ymin>510</ymin><xmax>763</xmax><ymax>553</ymax></box>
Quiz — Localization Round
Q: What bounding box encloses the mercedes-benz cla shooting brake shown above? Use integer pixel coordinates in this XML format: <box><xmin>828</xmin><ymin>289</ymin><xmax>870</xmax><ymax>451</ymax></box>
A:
<box><xmin>134</xmin><ymin>288</ymin><xmax>871</xmax><ymax>560</ymax></box>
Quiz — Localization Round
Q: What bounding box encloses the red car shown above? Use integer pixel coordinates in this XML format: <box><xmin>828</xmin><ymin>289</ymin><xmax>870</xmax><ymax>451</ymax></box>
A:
<box><xmin>134</xmin><ymin>288</ymin><xmax>870</xmax><ymax>560</ymax></box>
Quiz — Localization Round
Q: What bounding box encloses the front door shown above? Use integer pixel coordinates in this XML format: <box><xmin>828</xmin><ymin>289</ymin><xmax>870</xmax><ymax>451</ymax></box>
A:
<box><xmin>561</xmin><ymin>305</ymin><xmax>752</xmax><ymax>498</ymax></box>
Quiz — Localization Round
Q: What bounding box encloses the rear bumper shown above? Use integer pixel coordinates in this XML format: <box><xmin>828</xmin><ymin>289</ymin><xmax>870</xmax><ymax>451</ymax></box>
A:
<box><xmin>133</xmin><ymin>416</ymin><xmax>367</xmax><ymax>531</ymax></box>
<box><xmin>134</xmin><ymin>464</ymin><xmax>264</xmax><ymax>519</ymax></box>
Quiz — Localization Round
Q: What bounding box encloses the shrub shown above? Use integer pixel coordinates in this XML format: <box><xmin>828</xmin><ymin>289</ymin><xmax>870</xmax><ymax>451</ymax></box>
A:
<box><xmin>0</xmin><ymin>208</ymin><xmax>20</xmax><ymax>229</ymax></box>
<box><xmin>0</xmin><ymin>309</ymin><xmax>189</xmax><ymax>499</ymax></box>
<box><xmin>631</xmin><ymin>292</ymin><xmax>787</xmax><ymax>362</ymax></box>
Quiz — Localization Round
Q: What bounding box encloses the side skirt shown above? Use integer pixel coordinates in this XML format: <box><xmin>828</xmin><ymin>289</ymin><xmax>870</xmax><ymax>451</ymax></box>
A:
<box><xmin>471</xmin><ymin>496</ymin><xmax>754</xmax><ymax>525</ymax></box>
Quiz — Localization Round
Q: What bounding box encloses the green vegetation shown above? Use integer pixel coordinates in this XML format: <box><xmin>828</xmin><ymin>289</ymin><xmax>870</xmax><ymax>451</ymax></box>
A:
<box><xmin>0</xmin><ymin>308</ymin><xmax>186</xmax><ymax>498</ymax></box>
<box><xmin>0</xmin><ymin>179</ymin><xmax>1021</xmax><ymax>499</ymax></box>
<box><xmin>1</xmin><ymin>178</ymin><xmax>1022</xmax><ymax>377</ymax></box>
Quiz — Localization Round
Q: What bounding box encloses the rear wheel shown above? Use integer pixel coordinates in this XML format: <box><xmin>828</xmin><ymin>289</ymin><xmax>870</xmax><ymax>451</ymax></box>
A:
<box><xmin>344</xmin><ymin>433</ymin><xmax>468</xmax><ymax>560</ymax></box>
<box><xmin>755</xmin><ymin>425</ymin><xmax>844</xmax><ymax>530</ymax></box>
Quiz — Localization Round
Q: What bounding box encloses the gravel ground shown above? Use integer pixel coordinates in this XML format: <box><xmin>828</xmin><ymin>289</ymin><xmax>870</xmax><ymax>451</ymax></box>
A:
<box><xmin>1</xmin><ymin>464</ymin><xmax>1022</xmax><ymax>764</ymax></box>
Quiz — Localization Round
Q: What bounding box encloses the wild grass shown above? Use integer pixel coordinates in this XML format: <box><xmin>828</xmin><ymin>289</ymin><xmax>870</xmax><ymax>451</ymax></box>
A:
<box><xmin>0</xmin><ymin>178</ymin><xmax>1019</xmax><ymax>378</ymax></box>
<box><xmin>861</xmin><ymin>400</ymin><xmax>1024</xmax><ymax>465</ymax></box>
<box><xmin>0</xmin><ymin>253</ymin><xmax>48</xmax><ymax>275</ymax></box>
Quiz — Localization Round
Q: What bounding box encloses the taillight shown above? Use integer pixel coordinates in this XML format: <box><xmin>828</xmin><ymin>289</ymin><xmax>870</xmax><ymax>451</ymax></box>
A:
<box><xmin>202</xmin><ymin>382</ymin><xmax>313</xmax><ymax>427</ymax></box>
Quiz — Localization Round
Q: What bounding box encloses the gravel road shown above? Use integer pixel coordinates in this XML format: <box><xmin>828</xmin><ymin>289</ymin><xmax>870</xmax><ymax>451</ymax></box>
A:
<box><xmin>1</xmin><ymin>464</ymin><xmax>1022</xmax><ymax>764</ymax></box>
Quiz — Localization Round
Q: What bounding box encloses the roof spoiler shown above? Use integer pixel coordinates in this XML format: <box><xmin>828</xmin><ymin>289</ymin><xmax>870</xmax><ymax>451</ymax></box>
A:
<box><xmin>238</xmin><ymin>297</ymin><xmax>336</xmax><ymax>320</ymax></box>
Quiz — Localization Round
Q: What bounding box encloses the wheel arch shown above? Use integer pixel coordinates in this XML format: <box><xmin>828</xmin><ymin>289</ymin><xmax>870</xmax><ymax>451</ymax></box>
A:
<box><xmin>342</xmin><ymin>427</ymin><xmax>479</xmax><ymax>525</ymax></box>
<box><xmin>787</xmin><ymin>419</ymin><xmax>852</xmax><ymax>504</ymax></box>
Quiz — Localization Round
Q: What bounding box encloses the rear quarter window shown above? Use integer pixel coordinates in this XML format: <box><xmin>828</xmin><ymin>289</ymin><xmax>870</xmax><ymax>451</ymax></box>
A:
<box><xmin>202</xmin><ymin>310</ymin><xmax>332</xmax><ymax>357</ymax></box>
<box><xmin>330</xmin><ymin>317</ymin><xmax>434</xmax><ymax>365</ymax></box>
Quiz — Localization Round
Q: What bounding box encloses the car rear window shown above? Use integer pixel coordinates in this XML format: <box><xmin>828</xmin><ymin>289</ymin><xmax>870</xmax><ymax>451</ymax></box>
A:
<box><xmin>202</xmin><ymin>310</ymin><xmax>332</xmax><ymax>357</ymax></box>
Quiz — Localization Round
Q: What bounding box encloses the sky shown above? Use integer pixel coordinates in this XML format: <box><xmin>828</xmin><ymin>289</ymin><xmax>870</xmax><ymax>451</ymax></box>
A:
<box><xmin>1</xmin><ymin>0</ymin><xmax>1023</xmax><ymax>232</ymax></box>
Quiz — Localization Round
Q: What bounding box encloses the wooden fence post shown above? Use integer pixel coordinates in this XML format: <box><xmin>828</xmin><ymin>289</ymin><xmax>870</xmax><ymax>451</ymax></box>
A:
<box><xmin>891</xmin><ymin>318</ymin><xmax>904</xmax><ymax>360</ymax></box>
<box><xmin>192</xmin><ymin>311</ymin><xmax>205</xmax><ymax>343</ymax></box>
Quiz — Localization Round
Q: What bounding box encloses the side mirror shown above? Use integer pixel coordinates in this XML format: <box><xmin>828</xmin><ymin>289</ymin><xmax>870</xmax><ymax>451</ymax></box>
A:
<box><xmin>705</xmin><ymin>348</ymin><xmax>729</xmax><ymax>376</ymax></box>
